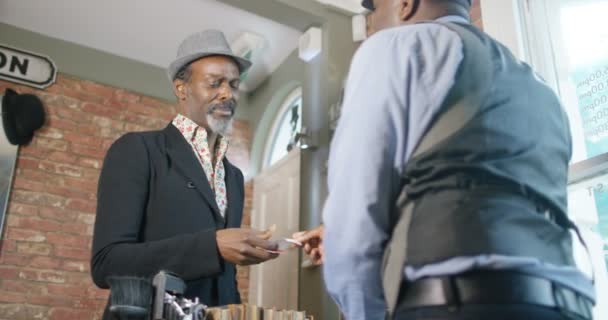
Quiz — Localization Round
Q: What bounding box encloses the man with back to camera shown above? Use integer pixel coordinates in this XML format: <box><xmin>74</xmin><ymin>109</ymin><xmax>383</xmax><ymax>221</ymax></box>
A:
<box><xmin>91</xmin><ymin>30</ymin><xmax>279</xmax><ymax>319</ymax></box>
<box><xmin>294</xmin><ymin>0</ymin><xmax>596</xmax><ymax>319</ymax></box>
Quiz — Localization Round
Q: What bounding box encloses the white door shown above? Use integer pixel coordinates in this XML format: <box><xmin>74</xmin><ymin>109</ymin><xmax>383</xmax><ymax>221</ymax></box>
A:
<box><xmin>249</xmin><ymin>149</ymin><xmax>301</xmax><ymax>310</ymax></box>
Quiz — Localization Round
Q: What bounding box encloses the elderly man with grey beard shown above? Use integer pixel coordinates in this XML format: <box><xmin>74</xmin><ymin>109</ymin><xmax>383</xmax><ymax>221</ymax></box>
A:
<box><xmin>91</xmin><ymin>30</ymin><xmax>279</xmax><ymax>320</ymax></box>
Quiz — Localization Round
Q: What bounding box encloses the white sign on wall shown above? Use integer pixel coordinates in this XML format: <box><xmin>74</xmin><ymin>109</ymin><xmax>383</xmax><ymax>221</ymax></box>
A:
<box><xmin>0</xmin><ymin>44</ymin><xmax>57</xmax><ymax>89</ymax></box>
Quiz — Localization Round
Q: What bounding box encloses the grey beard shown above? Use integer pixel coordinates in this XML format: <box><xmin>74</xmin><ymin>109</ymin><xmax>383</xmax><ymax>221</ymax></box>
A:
<box><xmin>206</xmin><ymin>113</ymin><xmax>233</xmax><ymax>136</ymax></box>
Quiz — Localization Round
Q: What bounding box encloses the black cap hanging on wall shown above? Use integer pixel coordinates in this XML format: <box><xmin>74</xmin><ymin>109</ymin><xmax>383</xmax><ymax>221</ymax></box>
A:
<box><xmin>1</xmin><ymin>88</ymin><xmax>46</xmax><ymax>146</ymax></box>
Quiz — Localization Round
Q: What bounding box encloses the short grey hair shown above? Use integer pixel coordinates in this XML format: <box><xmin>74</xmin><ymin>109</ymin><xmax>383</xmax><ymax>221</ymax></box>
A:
<box><xmin>173</xmin><ymin>62</ymin><xmax>193</xmax><ymax>82</ymax></box>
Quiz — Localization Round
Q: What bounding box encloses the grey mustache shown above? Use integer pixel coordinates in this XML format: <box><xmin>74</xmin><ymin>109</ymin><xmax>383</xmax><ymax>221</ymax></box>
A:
<box><xmin>208</xmin><ymin>100</ymin><xmax>236</xmax><ymax>114</ymax></box>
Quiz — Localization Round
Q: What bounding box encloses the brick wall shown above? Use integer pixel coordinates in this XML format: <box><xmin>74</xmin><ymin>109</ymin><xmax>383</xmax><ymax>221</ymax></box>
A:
<box><xmin>0</xmin><ymin>75</ymin><xmax>253</xmax><ymax>320</ymax></box>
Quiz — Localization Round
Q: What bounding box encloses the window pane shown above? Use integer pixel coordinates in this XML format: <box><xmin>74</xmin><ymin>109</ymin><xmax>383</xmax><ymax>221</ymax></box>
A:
<box><xmin>267</xmin><ymin>97</ymin><xmax>302</xmax><ymax>166</ymax></box>
<box><xmin>548</xmin><ymin>1</ymin><xmax>608</xmax><ymax>163</ymax></box>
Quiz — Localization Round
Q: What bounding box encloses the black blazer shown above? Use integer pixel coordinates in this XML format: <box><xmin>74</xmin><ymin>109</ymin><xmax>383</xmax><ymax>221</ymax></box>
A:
<box><xmin>91</xmin><ymin>124</ymin><xmax>244</xmax><ymax>315</ymax></box>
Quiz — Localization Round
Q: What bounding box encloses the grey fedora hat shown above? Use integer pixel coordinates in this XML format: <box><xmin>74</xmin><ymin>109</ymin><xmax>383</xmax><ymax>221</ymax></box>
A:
<box><xmin>167</xmin><ymin>29</ymin><xmax>252</xmax><ymax>81</ymax></box>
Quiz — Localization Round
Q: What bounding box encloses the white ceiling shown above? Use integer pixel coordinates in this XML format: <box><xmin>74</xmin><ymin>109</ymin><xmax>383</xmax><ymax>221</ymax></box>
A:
<box><xmin>0</xmin><ymin>0</ymin><xmax>302</xmax><ymax>92</ymax></box>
